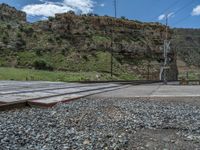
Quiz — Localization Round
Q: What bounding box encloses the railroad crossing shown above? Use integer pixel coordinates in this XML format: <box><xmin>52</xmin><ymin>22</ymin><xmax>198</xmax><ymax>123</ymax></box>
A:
<box><xmin>0</xmin><ymin>80</ymin><xmax>200</xmax><ymax>111</ymax></box>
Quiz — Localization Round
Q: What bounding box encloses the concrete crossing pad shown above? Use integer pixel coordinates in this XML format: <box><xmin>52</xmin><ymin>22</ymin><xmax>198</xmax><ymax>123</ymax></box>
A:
<box><xmin>1</xmin><ymin>81</ymin><xmax>200</xmax><ymax>108</ymax></box>
<box><xmin>0</xmin><ymin>81</ymin><xmax>123</xmax><ymax>107</ymax></box>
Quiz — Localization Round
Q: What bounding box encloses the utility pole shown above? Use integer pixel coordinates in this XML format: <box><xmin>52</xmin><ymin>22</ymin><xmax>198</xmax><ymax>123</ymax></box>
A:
<box><xmin>114</xmin><ymin>0</ymin><xmax>117</xmax><ymax>18</ymax></box>
<box><xmin>111</xmin><ymin>0</ymin><xmax>117</xmax><ymax>78</ymax></box>
<box><xmin>163</xmin><ymin>14</ymin><xmax>171</xmax><ymax>84</ymax></box>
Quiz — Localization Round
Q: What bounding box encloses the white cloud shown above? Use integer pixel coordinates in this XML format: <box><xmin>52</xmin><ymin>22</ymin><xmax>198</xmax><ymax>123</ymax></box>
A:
<box><xmin>40</xmin><ymin>16</ymin><xmax>49</xmax><ymax>20</ymax></box>
<box><xmin>158</xmin><ymin>14</ymin><xmax>165</xmax><ymax>21</ymax></box>
<box><xmin>192</xmin><ymin>5</ymin><xmax>200</xmax><ymax>16</ymax></box>
<box><xmin>158</xmin><ymin>12</ymin><xmax>174</xmax><ymax>21</ymax></box>
<box><xmin>100</xmin><ymin>3</ymin><xmax>105</xmax><ymax>7</ymax></box>
<box><xmin>168</xmin><ymin>12</ymin><xmax>174</xmax><ymax>18</ymax></box>
<box><xmin>22</xmin><ymin>2</ymin><xmax>74</xmax><ymax>17</ymax></box>
<box><xmin>22</xmin><ymin>0</ymin><xmax>94</xmax><ymax>17</ymax></box>
<box><xmin>64</xmin><ymin>0</ymin><xmax>93</xmax><ymax>13</ymax></box>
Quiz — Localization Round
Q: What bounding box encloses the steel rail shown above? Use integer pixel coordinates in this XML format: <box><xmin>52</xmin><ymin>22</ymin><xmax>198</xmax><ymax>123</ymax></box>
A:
<box><xmin>1</xmin><ymin>80</ymin><xmax>199</xmax><ymax>111</ymax></box>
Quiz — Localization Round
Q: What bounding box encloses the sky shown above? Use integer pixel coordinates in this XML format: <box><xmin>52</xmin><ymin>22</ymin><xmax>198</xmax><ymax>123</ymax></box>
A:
<box><xmin>0</xmin><ymin>0</ymin><xmax>200</xmax><ymax>28</ymax></box>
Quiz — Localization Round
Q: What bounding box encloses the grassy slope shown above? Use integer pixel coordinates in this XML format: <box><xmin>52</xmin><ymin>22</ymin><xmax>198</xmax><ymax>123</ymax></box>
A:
<box><xmin>0</xmin><ymin>67</ymin><xmax>139</xmax><ymax>82</ymax></box>
<box><xmin>173</xmin><ymin>28</ymin><xmax>200</xmax><ymax>67</ymax></box>
<box><xmin>0</xmin><ymin>13</ymin><xmax>178</xmax><ymax>81</ymax></box>
<box><xmin>179</xmin><ymin>71</ymin><xmax>200</xmax><ymax>80</ymax></box>
<box><xmin>0</xmin><ymin>16</ymin><xmax>163</xmax><ymax>81</ymax></box>
<box><xmin>0</xmin><ymin>44</ymin><xmax>141</xmax><ymax>81</ymax></box>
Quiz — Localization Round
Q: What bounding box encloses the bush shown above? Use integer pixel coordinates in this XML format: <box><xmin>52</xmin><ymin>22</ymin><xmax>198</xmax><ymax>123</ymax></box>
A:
<box><xmin>16</xmin><ymin>36</ymin><xmax>26</xmax><ymax>50</ymax></box>
<box><xmin>68</xmin><ymin>11</ymin><xmax>75</xmax><ymax>15</ymax></box>
<box><xmin>48</xmin><ymin>37</ymin><xmax>54</xmax><ymax>43</ymax></box>
<box><xmin>61</xmin><ymin>48</ymin><xmax>68</xmax><ymax>56</ymax></box>
<box><xmin>35</xmin><ymin>49</ymin><xmax>42</xmax><ymax>56</ymax></box>
<box><xmin>19</xmin><ymin>25</ymin><xmax>34</xmax><ymax>36</ymax></box>
<box><xmin>2</xmin><ymin>36</ymin><xmax>9</xmax><ymax>44</ymax></box>
<box><xmin>87</xmin><ymin>13</ymin><xmax>94</xmax><ymax>16</ymax></box>
<box><xmin>33</xmin><ymin>59</ymin><xmax>53</xmax><ymax>71</ymax></box>
<box><xmin>121</xmin><ymin>16</ymin><xmax>126</xmax><ymax>20</ymax></box>
<box><xmin>6</xmin><ymin>24</ymin><xmax>11</xmax><ymax>29</ymax></box>
<box><xmin>48</xmin><ymin>16</ymin><xmax>54</xmax><ymax>21</ymax></box>
<box><xmin>17</xmin><ymin>32</ymin><xmax>22</xmax><ymax>38</ymax></box>
<box><xmin>93</xmin><ymin>14</ymin><xmax>99</xmax><ymax>17</ymax></box>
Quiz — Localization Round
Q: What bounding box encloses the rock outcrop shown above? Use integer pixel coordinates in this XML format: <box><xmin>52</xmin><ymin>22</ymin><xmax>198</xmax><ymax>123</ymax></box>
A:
<box><xmin>0</xmin><ymin>3</ymin><xmax>26</xmax><ymax>23</ymax></box>
<box><xmin>0</xmin><ymin>4</ymin><xmax>178</xmax><ymax>80</ymax></box>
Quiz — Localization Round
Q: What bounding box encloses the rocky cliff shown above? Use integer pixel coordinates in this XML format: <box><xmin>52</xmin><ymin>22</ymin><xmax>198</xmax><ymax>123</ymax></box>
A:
<box><xmin>172</xmin><ymin>28</ymin><xmax>200</xmax><ymax>67</ymax></box>
<box><xmin>0</xmin><ymin>4</ymin><xmax>178</xmax><ymax>80</ymax></box>
<box><xmin>0</xmin><ymin>3</ymin><xmax>26</xmax><ymax>23</ymax></box>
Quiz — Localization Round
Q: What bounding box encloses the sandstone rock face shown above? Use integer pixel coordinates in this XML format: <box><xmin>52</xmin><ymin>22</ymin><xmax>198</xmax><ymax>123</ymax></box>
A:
<box><xmin>35</xmin><ymin>13</ymin><xmax>177</xmax><ymax>80</ymax></box>
<box><xmin>50</xmin><ymin>13</ymin><xmax>167</xmax><ymax>55</ymax></box>
<box><xmin>0</xmin><ymin>4</ymin><xmax>178</xmax><ymax>80</ymax></box>
<box><xmin>0</xmin><ymin>3</ymin><xmax>26</xmax><ymax>23</ymax></box>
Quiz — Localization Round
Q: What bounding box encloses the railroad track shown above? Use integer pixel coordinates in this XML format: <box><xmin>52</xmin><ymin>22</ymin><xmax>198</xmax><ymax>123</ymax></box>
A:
<box><xmin>0</xmin><ymin>83</ymin><xmax>110</xmax><ymax>96</ymax></box>
<box><xmin>2</xmin><ymin>80</ymin><xmax>194</xmax><ymax>111</ymax></box>
<box><xmin>0</xmin><ymin>84</ymin><xmax>124</xmax><ymax>111</ymax></box>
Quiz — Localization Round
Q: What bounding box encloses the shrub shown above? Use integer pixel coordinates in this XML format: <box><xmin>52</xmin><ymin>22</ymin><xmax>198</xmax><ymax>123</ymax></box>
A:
<box><xmin>6</xmin><ymin>24</ymin><xmax>11</xmax><ymax>29</ymax></box>
<box><xmin>24</xmin><ymin>27</ymin><xmax>34</xmax><ymax>36</ymax></box>
<box><xmin>33</xmin><ymin>59</ymin><xmax>53</xmax><ymax>71</ymax></box>
<box><xmin>87</xmin><ymin>13</ymin><xmax>94</xmax><ymax>16</ymax></box>
<box><xmin>121</xmin><ymin>16</ymin><xmax>126</xmax><ymax>20</ymax></box>
<box><xmin>48</xmin><ymin>37</ymin><xmax>54</xmax><ymax>43</ymax></box>
<box><xmin>35</xmin><ymin>49</ymin><xmax>42</xmax><ymax>56</ymax></box>
<box><xmin>93</xmin><ymin>14</ymin><xmax>99</xmax><ymax>17</ymax></box>
<box><xmin>2</xmin><ymin>36</ymin><xmax>9</xmax><ymax>44</ymax></box>
<box><xmin>68</xmin><ymin>11</ymin><xmax>75</xmax><ymax>15</ymax></box>
<box><xmin>48</xmin><ymin>16</ymin><xmax>54</xmax><ymax>21</ymax></box>
<box><xmin>17</xmin><ymin>32</ymin><xmax>22</xmax><ymax>38</ymax></box>
<box><xmin>61</xmin><ymin>48</ymin><xmax>68</xmax><ymax>56</ymax></box>
<box><xmin>19</xmin><ymin>25</ymin><xmax>34</xmax><ymax>36</ymax></box>
<box><xmin>16</xmin><ymin>36</ymin><xmax>26</xmax><ymax>50</ymax></box>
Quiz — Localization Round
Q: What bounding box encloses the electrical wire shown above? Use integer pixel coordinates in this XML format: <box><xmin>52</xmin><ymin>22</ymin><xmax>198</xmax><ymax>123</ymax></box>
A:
<box><xmin>170</xmin><ymin>0</ymin><xmax>199</xmax><ymax>27</ymax></box>
<box><xmin>173</xmin><ymin>0</ymin><xmax>196</xmax><ymax>16</ymax></box>
<box><xmin>172</xmin><ymin>14</ymin><xmax>191</xmax><ymax>26</ymax></box>
<box><xmin>152</xmin><ymin>0</ymin><xmax>182</xmax><ymax>20</ymax></box>
<box><xmin>153</xmin><ymin>0</ymin><xmax>197</xmax><ymax>28</ymax></box>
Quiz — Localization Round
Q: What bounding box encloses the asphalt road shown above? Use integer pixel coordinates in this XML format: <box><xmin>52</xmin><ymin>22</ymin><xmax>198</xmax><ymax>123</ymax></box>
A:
<box><xmin>91</xmin><ymin>84</ymin><xmax>200</xmax><ymax>98</ymax></box>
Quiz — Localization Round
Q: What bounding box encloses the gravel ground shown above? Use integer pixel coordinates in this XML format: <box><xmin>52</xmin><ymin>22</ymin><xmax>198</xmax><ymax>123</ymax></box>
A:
<box><xmin>1</xmin><ymin>98</ymin><xmax>200</xmax><ymax>149</ymax></box>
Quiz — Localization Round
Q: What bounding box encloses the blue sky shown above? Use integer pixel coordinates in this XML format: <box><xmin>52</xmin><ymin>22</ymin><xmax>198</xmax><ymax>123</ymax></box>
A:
<box><xmin>1</xmin><ymin>0</ymin><xmax>200</xmax><ymax>28</ymax></box>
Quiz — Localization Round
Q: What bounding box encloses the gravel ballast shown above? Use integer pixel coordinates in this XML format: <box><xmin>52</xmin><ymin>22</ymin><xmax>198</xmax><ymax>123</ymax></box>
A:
<box><xmin>1</xmin><ymin>98</ymin><xmax>200</xmax><ymax>149</ymax></box>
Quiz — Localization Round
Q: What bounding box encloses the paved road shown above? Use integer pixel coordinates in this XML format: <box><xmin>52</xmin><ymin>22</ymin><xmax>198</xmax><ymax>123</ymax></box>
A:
<box><xmin>91</xmin><ymin>84</ymin><xmax>200</xmax><ymax>98</ymax></box>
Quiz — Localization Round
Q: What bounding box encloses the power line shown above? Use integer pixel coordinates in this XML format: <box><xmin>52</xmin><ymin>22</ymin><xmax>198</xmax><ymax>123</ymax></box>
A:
<box><xmin>169</xmin><ymin>0</ymin><xmax>198</xmax><ymax>27</ymax></box>
<box><xmin>172</xmin><ymin>14</ymin><xmax>191</xmax><ymax>26</ymax></box>
<box><xmin>173</xmin><ymin>0</ymin><xmax>196</xmax><ymax>16</ymax></box>
<box><xmin>153</xmin><ymin>0</ymin><xmax>197</xmax><ymax>27</ymax></box>
<box><xmin>152</xmin><ymin>0</ymin><xmax>181</xmax><ymax>20</ymax></box>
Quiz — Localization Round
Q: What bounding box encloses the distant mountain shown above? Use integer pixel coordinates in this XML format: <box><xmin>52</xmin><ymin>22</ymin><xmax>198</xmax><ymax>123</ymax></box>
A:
<box><xmin>0</xmin><ymin>3</ymin><xmax>180</xmax><ymax>80</ymax></box>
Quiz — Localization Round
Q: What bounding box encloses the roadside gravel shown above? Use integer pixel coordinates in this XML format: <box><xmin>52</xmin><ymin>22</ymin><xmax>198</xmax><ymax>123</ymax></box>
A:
<box><xmin>1</xmin><ymin>97</ymin><xmax>200</xmax><ymax>149</ymax></box>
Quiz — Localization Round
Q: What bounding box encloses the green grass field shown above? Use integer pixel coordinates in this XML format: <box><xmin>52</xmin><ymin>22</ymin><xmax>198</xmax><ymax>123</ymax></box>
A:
<box><xmin>179</xmin><ymin>71</ymin><xmax>200</xmax><ymax>80</ymax></box>
<box><xmin>0</xmin><ymin>67</ymin><xmax>139</xmax><ymax>82</ymax></box>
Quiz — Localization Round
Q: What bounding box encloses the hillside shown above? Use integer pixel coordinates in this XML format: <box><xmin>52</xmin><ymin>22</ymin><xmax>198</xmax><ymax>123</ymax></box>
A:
<box><xmin>171</xmin><ymin>28</ymin><xmax>200</xmax><ymax>79</ymax></box>
<box><xmin>0</xmin><ymin>3</ymin><xmax>26</xmax><ymax>23</ymax></box>
<box><xmin>0</xmin><ymin>3</ymin><xmax>179</xmax><ymax>80</ymax></box>
<box><xmin>172</xmin><ymin>28</ymin><xmax>200</xmax><ymax>67</ymax></box>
